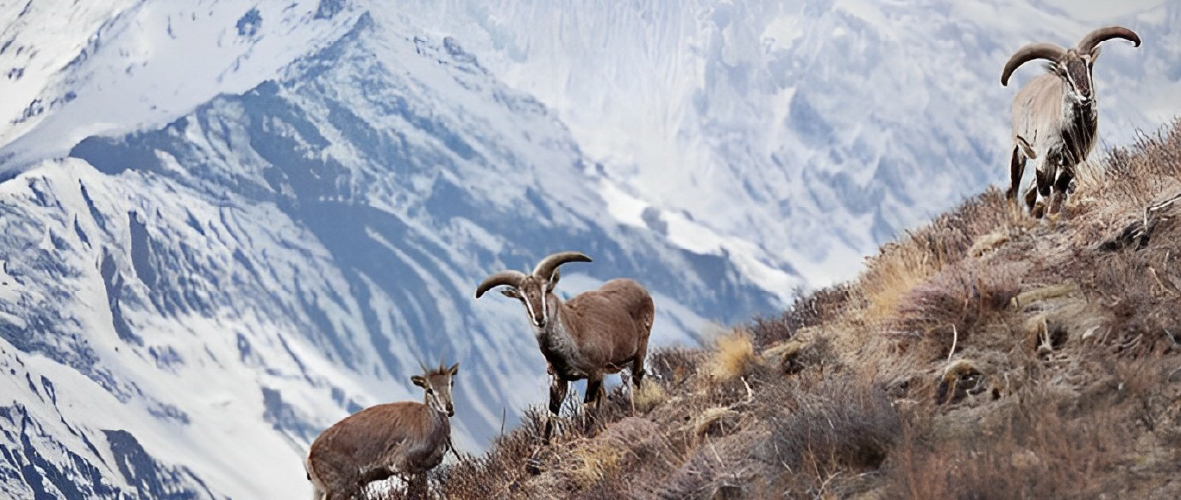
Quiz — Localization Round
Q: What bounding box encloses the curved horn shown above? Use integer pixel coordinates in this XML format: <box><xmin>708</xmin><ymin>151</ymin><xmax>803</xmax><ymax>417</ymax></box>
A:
<box><xmin>1077</xmin><ymin>26</ymin><xmax>1140</xmax><ymax>54</ymax></box>
<box><xmin>475</xmin><ymin>270</ymin><xmax>527</xmax><ymax>298</ymax></box>
<box><xmin>531</xmin><ymin>251</ymin><xmax>592</xmax><ymax>281</ymax></box>
<box><xmin>1001</xmin><ymin>42</ymin><xmax>1067</xmax><ymax>86</ymax></box>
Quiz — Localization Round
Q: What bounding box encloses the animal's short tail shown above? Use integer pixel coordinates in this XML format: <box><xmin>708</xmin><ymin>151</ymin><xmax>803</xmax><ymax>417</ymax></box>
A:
<box><xmin>640</xmin><ymin>296</ymin><xmax>655</xmax><ymax>336</ymax></box>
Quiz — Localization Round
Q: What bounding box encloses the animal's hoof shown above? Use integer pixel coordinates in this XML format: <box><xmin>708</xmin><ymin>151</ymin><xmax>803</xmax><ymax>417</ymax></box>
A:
<box><xmin>1031</xmin><ymin>201</ymin><xmax>1047</xmax><ymax>219</ymax></box>
<box><xmin>525</xmin><ymin>456</ymin><xmax>543</xmax><ymax>475</ymax></box>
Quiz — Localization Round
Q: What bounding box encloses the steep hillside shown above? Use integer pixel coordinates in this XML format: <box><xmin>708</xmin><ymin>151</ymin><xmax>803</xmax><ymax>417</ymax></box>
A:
<box><xmin>430</xmin><ymin>120</ymin><xmax>1181</xmax><ymax>499</ymax></box>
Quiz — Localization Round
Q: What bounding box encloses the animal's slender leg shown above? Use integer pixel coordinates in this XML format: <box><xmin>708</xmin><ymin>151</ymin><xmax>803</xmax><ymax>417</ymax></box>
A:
<box><xmin>632</xmin><ymin>340</ymin><xmax>649</xmax><ymax>389</ymax></box>
<box><xmin>543</xmin><ymin>375</ymin><xmax>567</xmax><ymax>444</ymax></box>
<box><xmin>1023</xmin><ymin>179</ymin><xmax>1039</xmax><ymax>217</ymax></box>
<box><xmin>1036</xmin><ymin>166</ymin><xmax>1053</xmax><ymax>198</ymax></box>
<box><xmin>1030</xmin><ymin>166</ymin><xmax>1054</xmax><ymax>219</ymax></box>
<box><xmin>584</xmin><ymin>377</ymin><xmax>604</xmax><ymax>407</ymax></box>
<box><xmin>629</xmin><ymin>356</ymin><xmax>647</xmax><ymax>414</ymax></box>
<box><xmin>582</xmin><ymin>376</ymin><xmax>604</xmax><ymax>434</ymax></box>
<box><xmin>1049</xmin><ymin>164</ymin><xmax>1075</xmax><ymax>215</ymax></box>
<box><xmin>1007</xmin><ymin>144</ymin><xmax>1027</xmax><ymax>215</ymax></box>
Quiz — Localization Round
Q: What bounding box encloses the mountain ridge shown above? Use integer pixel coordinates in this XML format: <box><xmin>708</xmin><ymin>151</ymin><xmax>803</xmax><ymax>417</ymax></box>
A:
<box><xmin>0</xmin><ymin>9</ymin><xmax>776</xmax><ymax>499</ymax></box>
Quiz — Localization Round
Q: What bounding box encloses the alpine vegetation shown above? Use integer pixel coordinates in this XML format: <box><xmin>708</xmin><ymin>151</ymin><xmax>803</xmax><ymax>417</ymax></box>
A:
<box><xmin>475</xmin><ymin>252</ymin><xmax>655</xmax><ymax>444</ymax></box>
<box><xmin>1001</xmin><ymin>26</ymin><xmax>1142</xmax><ymax>217</ymax></box>
<box><xmin>436</xmin><ymin>121</ymin><xmax>1181</xmax><ymax>500</ymax></box>
<box><xmin>306</xmin><ymin>362</ymin><xmax>459</xmax><ymax>500</ymax></box>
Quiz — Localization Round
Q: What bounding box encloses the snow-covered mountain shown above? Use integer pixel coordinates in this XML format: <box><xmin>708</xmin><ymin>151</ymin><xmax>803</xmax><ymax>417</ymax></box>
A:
<box><xmin>0</xmin><ymin>0</ymin><xmax>1178</xmax><ymax>499</ymax></box>
<box><xmin>0</xmin><ymin>3</ymin><xmax>773</xmax><ymax>499</ymax></box>
<box><xmin>395</xmin><ymin>0</ymin><xmax>1181</xmax><ymax>286</ymax></box>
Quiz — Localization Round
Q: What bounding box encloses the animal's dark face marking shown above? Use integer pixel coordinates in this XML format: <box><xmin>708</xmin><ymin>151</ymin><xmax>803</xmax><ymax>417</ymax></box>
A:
<box><xmin>1063</xmin><ymin>57</ymin><xmax>1092</xmax><ymax>100</ymax></box>
<box><xmin>506</xmin><ymin>276</ymin><xmax>549</xmax><ymax>328</ymax></box>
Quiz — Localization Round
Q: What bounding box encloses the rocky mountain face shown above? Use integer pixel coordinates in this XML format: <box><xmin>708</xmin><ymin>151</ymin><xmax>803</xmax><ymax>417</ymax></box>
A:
<box><xmin>0</xmin><ymin>7</ymin><xmax>774</xmax><ymax>500</ymax></box>
<box><xmin>393</xmin><ymin>0</ymin><xmax>1181</xmax><ymax>286</ymax></box>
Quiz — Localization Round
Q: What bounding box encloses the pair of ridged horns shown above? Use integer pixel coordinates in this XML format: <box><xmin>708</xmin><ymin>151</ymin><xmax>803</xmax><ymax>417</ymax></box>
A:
<box><xmin>1001</xmin><ymin>26</ymin><xmax>1141</xmax><ymax>86</ymax></box>
<box><xmin>474</xmin><ymin>251</ymin><xmax>593</xmax><ymax>298</ymax></box>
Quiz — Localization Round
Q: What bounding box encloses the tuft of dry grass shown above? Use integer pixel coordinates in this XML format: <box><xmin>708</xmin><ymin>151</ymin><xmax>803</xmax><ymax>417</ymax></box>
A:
<box><xmin>686</xmin><ymin>406</ymin><xmax>741</xmax><ymax>441</ymax></box>
<box><xmin>707</xmin><ymin>329</ymin><xmax>757</xmax><ymax>380</ymax></box>
<box><xmin>632</xmin><ymin>378</ymin><xmax>667</xmax><ymax>413</ymax></box>
<box><xmin>565</xmin><ymin>441</ymin><xmax>627</xmax><ymax>489</ymax></box>
<box><xmin>969</xmin><ymin>229</ymin><xmax>1011</xmax><ymax>257</ymax></box>
<box><xmin>890</xmin><ymin>258</ymin><xmax>1023</xmax><ymax>361</ymax></box>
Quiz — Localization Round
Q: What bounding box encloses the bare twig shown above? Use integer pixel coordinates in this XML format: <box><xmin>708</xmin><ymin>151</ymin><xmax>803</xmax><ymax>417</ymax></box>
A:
<box><xmin>709</xmin><ymin>438</ymin><xmax>724</xmax><ymax>465</ymax></box>
<box><xmin>817</xmin><ymin>470</ymin><xmax>843</xmax><ymax>499</ymax></box>
<box><xmin>500</xmin><ymin>407</ymin><xmax>507</xmax><ymax>437</ymax></box>
<box><xmin>1149</xmin><ymin>267</ymin><xmax>1180</xmax><ymax>297</ymax></box>
<box><xmin>740</xmin><ymin>376</ymin><xmax>755</xmax><ymax>404</ymax></box>
<box><xmin>1164</xmin><ymin>329</ymin><xmax>1179</xmax><ymax>348</ymax></box>
<box><xmin>948</xmin><ymin>324</ymin><xmax>959</xmax><ymax>362</ymax></box>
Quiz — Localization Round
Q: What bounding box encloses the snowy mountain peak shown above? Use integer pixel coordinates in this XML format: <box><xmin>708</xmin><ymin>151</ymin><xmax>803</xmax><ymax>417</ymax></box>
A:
<box><xmin>1</xmin><ymin>5</ymin><xmax>776</xmax><ymax>498</ymax></box>
<box><xmin>1</xmin><ymin>0</ymin><xmax>364</xmax><ymax>169</ymax></box>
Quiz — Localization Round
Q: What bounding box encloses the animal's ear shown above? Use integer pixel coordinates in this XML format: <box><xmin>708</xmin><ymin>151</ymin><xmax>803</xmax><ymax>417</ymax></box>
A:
<box><xmin>449</xmin><ymin>362</ymin><xmax>459</xmax><ymax>375</ymax></box>
<box><xmin>411</xmin><ymin>375</ymin><xmax>427</xmax><ymax>388</ymax></box>
<box><xmin>545</xmin><ymin>268</ymin><xmax>561</xmax><ymax>293</ymax></box>
<box><xmin>501</xmin><ymin>288</ymin><xmax>522</xmax><ymax>299</ymax></box>
<box><xmin>1087</xmin><ymin>45</ymin><xmax>1101</xmax><ymax>64</ymax></box>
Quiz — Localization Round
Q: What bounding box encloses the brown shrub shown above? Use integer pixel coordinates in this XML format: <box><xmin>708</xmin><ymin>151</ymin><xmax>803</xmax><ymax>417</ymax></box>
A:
<box><xmin>749</xmin><ymin>285</ymin><xmax>852</xmax><ymax>349</ymax></box>
<box><xmin>632</xmin><ymin>378</ymin><xmax>668</xmax><ymax>413</ymax></box>
<box><xmin>650</xmin><ymin>430</ymin><xmax>768</xmax><ymax>500</ymax></box>
<box><xmin>760</xmin><ymin>375</ymin><xmax>901</xmax><ymax>478</ymax></box>
<box><xmin>434</xmin><ymin>406</ymin><xmax>553</xmax><ymax>499</ymax></box>
<box><xmin>891</xmin><ymin>259</ymin><xmax>1022</xmax><ymax>359</ymax></box>
<box><xmin>860</xmin><ymin>188</ymin><xmax>1010</xmax><ymax>326</ymax></box>
<box><xmin>649</xmin><ymin>347</ymin><xmax>707</xmax><ymax>393</ymax></box>
<box><xmin>886</xmin><ymin>348</ymin><xmax>1181</xmax><ymax>500</ymax></box>
<box><xmin>1076</xmin><ymin>120</ymin><xmax>1181</xmax><ymax>213</ymax></box>
<box><xmin>889</xmin><ymin>389</ymin><xmax>1132</xmax><ymax>500</ymax></box>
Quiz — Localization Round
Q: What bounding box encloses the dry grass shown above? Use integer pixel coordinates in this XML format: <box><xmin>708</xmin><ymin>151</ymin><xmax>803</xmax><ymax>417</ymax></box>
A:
<box><xmin>760</xmin><ymin>375</ymin><xmax>901</xmax><ymax>491</ymax></box>
<box><xmin>749</xmin><ymin>285</ymin><xmax>852</xmax><ymax>349</ymax></box>
<box><xmin>707</xmin><ymin>329</ymin><xmax>758</xmax><ymax>380</ymax></box>
<box><xmin>565</xmin><ymin>441</ymin><xmax>628</xmax><ymax>489</ymax></box>
<box><xmin>888</xmin><ymin>353</ymin><xmax>1181</xmax><ymax>500</ymax></box>
<box><xmin>431</xmin><ymin>120</ymin><xmax>1181</xmax><ymax>500</ymax></box>
<box><xmin>632</xmin><ymin>378</ymin><xmax>667</xmax><ymax>413</ymax></box>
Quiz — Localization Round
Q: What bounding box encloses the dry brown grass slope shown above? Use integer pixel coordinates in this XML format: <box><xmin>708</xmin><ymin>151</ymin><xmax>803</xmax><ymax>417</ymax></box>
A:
<box><xmin>412</xmin><ymin>120</ymin><xmax>1181</xmax><ymax>500</ymax></box>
